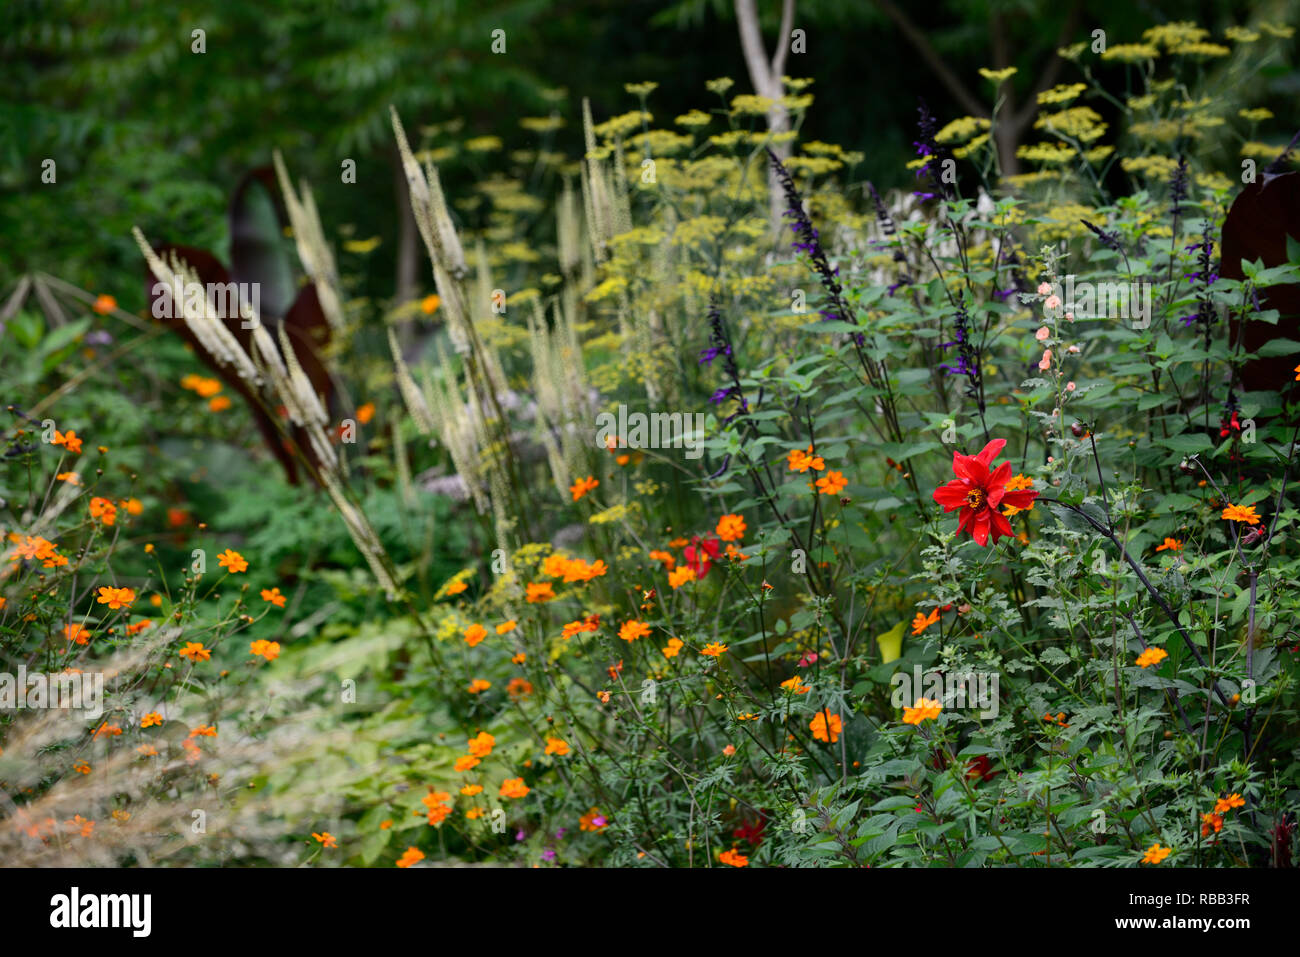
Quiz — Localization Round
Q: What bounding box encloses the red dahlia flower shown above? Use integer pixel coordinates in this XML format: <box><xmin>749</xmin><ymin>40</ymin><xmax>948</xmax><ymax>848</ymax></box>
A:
<box><xmin>932</xmin><ymin>438</ymin><xmax>1037</xmax><ymax>546</ymax></box>
<box><xmin>684</xmin><ymin>536</ymin><xmax>721</xmax><ymax>579</ymax></box>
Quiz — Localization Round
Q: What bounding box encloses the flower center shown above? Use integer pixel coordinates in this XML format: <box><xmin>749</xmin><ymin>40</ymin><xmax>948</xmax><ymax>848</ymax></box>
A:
<box><xmin>965</xmin><ymin>488</ymin><xmax>985</xmax><ymax>510</ymax></box>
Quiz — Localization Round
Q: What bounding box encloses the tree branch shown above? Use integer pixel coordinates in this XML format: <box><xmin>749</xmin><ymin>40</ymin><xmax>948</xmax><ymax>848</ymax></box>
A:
<box><xmin>870</xmin><ymin>0</ymin><xmax>984</xmax><ymax>118</ymax></box>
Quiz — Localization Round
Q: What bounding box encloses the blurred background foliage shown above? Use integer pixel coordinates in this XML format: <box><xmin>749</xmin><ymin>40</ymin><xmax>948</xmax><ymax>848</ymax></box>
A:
<box><xmin>6</xmin><ymin>0</ymin><xmax>1297</xmax><ymax>309</ymax></box>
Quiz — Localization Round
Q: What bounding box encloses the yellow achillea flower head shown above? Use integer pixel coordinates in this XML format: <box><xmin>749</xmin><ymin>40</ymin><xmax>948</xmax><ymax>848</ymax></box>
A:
<box><xmin>978</xmin><ymin>66</ymin><xmax>1018</xmax><ymax>83</ymax></box>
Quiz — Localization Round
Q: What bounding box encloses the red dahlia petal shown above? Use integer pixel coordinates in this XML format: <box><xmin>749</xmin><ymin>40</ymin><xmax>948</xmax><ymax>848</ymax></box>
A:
<box><xmin>952</xmin><ymin>453</ymin><xmax>990</xmax><ymax>486</ymax></box>
<box><xmin>974</xmin><ymin>438</ymin><xmax>1007</xmax><ymax>467</ymax></box>
<box><xmin>933</xmin><ymin>482</ymin><xmax>970</xmax><ymax>510</ymax></box>
<box><xmin>1000</xmin><ymin>489</ymin><xmax>1038</xmax><ymax>509</ymax></box>
<box><xmin>988</xmin><ymin>460</ymin><xmax>1012</xmax><ymax>490</ymax></box>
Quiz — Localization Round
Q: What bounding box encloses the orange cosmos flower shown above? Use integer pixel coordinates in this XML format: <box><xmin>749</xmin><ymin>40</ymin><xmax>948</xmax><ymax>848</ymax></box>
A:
<box><xmin>88</xmin><ymin>497</ymin><xmax>117</xmax><ymax>526</ymax></box>
<box><xmin>810</xmin><ymin>709</ymin><xmax>842</xmax><ymax>743</ymax></box>
<box><xmin>92</xmin><ymin>294</ymin><xmax>117</xmax><ymax>315</ymax></box>
<box><xmin>570</xmin><ymin>475</ymin><xmax>599</xmax><ymax>501</ymax></box>
<box><xmin>468</xmin><ymin>732</ymin><xmax>495</xmax><ymax>757</ymax></box>
<box><xmin>1155</xmin><ymin>538</ymin><xmax>1183</xmax><ymax>552</ymax></box>
<box><xmin>421</xmin><ymin>295</ymin><xmax>441</xmax><ymax>314</ymax></box>
<box><xmin>579</xmin><ymin>807</ymin><xmax>608</xmax><ymax>831</ymax></box>
<box><xmin>1221</xmin><ymin>503</ymin><xmax>1261</xmax><ymax>525</ymax></box>
<box><xmin>140</xmin><ymin>712</ymin><xmax>163</xmax><ymax>729</ymax></box>
<box><xmin>667</xmin><ymin>565</ymin><xmax>696</xmax><ymax>589</ymax></box>
<box><xmin>507</xmin><ymin>677</ymin><xmax>533</xmax><ymax>698</ymax></box>
<box><xmin>445</xmin><ymin>580</ymin><xmax>469</xmax><ymax>596</ymax></box>
<box><xmin>208</xmin><ymin>396</ymin><xmax>232</xmax><ymax>412</ymax></box>
<box><xmin>464</xmin><ymin>623</ymin><xmax>488</xmax><ymax>646</ymax></box>
<box><xmin>313</xmin><ymin>832</ymin><xmax>338</xmax><ymax>848</ymax></box>
<box><xmin>511</xmin><ymin>651</ymin><xmax>526</xmax><ymax>664</ymax></box>
<box><xmin>249</xmin><ymin>639</ymin><xmax>281</xmax><ymax>661</ymax></box>
<box><xmin>499</xmin><ymin>777</ymin><xmax>530</xmax><ymax>799</ymax></box>
<box><xmin>911</xmin><ymin>607</ymin><xmax>940</xmax><ymax>635</ymax></box>
<box><xmin>545</xmin><ymin>737</ymin><xmax>570</xmax><ymax>756</ymax></box>
<box><xmin>701</xmin><ymin>642</ymin><xmax>727</xmax><ymax>657</ymax></box>
<box><xmin>1135</xmin><ymin>647</ymin><xmax>1168</xmax><ymax>669</ymax></box>
<box><xmin>542</xmin><ymin>553</ymin><xmax>572</xmax><ymax>578</ymax></box>
<box><xmin>902</xmin><ymin>698</ymin><xmax>942</xmax><ymax>725</ymax></box>
<box><xmin>619</xmin><ymin>619</ymin><xmax>651</xmax><ymax>642</ymax></box>
<box><xmin>56</xmin><ymin>471</ymin><xmax>80</xmax><ymax>485</ymax></box>
<box><xmin>1214</xmin><ymin>793</ymin><xmax>1245</xmax><ymax>814</ymax></box>
<box><xmin>355</xmin><ymin>402</ymin><xmax>376</xmax><ymax>425</ymax></box>
<box><xmin>10</xmin><ymin>535</ymin><xmax>67</xmax><ymax>568</ymax></box>
<box><xmin>63</xmin><ymin>623</ymin><xmax>91</xmax><ymax>645</ymax></box>
<box><xmin>1200</xmin><ymin>812</ymin><xmax>1224</xmax><ymax>837</ymax></box>
<box><xmin>259</xmin><ymin>588</ymin><xmax>287</xmax><ymax>608</ymax></box>
<box><xmin>454</xmin><ymin>755</ymin><xmax>481</xmax><ymax>772</ymax></box>
<box><xmin>217</xmin><ymin>548</ymin><xmax>248</xmax><ymax>573</ymax></box>
<box><xmin>648</xmin><ymin>549</ymin><xmax>676</xmax><ymax>570</ymax></box>
<box><xmin>52</xmin><ymin>430</ymin><xmax>83</xmax><ymax>454</ymax></box>
<box><xmin>126</xmin><ymin>619</ymin><xmax>152</xmax><ymax>635</ymax></box>
<box><xmin>786</xmin><ymin>445</ymin><xmax>825</xmax><ymax>473</ymax></box>
<box><xmin>396</xmin><ymin>846</ymin><xmax>425</xmax><ymax>868</ymax></box>
<box><xmin>467</xmin><ymin>679</ymin><xmax>491</xmax><ymax>694</ymax></box>
<box><xmin>816</xmin><ymin>470</ymin><xmax>848</xmax><ymax>496</ymax></box>
<box><xmin>780</xmin><ymin>675</ymin><xmax>810</xmax><ymax>695</ymax></box>
<box><xmin>421</xmin><ymin>790</ymin><xmax>451</xmax><ymax>811</ymax></box>
<box><xmin>96</xmin><ymin>586</ymin><xmax>136</xmax><ymax>610</ymax></box>
<box><xmin>427</xmin><ymin>803</ymin><xmax>452</xmax><ymax>826</ymax></box>
<box><xmin>178</xmin><ymin>641</ymin><xmax>210</xmax><ymax>662</ymax></box>
<box><xmin>136</xmin><ymin>744</ymin><xmax>158</xmax><ymax>757</ymax></box>
<box><xmin>662</xmin><ymin>637</ymin><xmax>684</xmax><ymax>659</ymax></box>
<box><xmin>1141</xmin><ymin>843</ymin><xmax>1172</xmax><ymax>864</ymax></box>
<box><xmin>560</xmin><ymin>618</ymin><xmax>595</xmax><ymax>640</ymax></box>
<box><xmin>525</xmin><ymin>581</ymin><xmax>556</xmax><ymax>603</ymax></box>
<box><xmin>92</xmin><ymin>722</ymin><xmax>122</xmax><ymax>739</ymax></box>
<box><xmin>716</xmin><ymin>513</ymin><xmax>746</xmax><ymax>541</ymax></box>
<box><xmin>461</xmin><ymin>784</ymin><xmax>483</xmax><ymax>796</ymax></box>
<box><xmin>718</xmin><ymin>848</ymin><xmax>749</xmax><ymax>867</ymax></box>
<box><xmin>562</xmin><ymin>558</ymin><xmax>608</xmax><ymax>583</ymax></box>
<box><xmin>496</xmin><ymin>620</ymin><xmax>517</xmax><ymax>634</ymax></box>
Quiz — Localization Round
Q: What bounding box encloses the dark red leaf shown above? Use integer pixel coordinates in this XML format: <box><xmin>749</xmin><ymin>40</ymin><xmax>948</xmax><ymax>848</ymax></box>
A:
<box><xmin>1221</xmin><ymin>170</ymin><xmax>1300</xmax><ymax>393</ymax></box>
